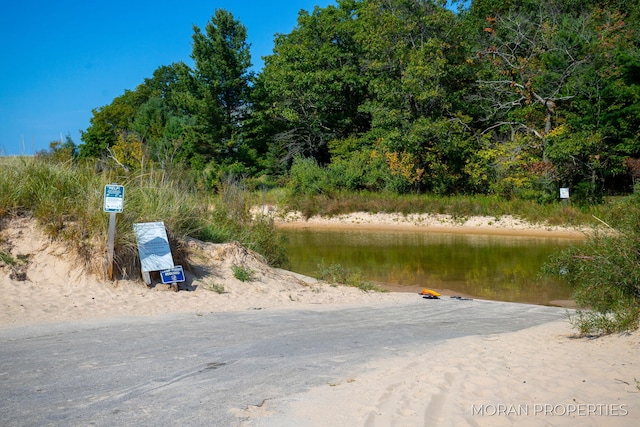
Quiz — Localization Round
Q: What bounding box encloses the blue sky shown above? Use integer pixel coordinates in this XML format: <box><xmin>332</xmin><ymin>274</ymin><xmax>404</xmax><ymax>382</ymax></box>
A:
<box><xmin>0</xmin><ymin>0</ymin><xmax>335</xmax><ymax>156</ymax></box>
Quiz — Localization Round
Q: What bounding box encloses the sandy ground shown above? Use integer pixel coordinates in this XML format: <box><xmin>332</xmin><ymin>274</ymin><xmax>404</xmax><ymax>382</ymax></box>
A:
<box><xmin>1</xmin><ymin>214</ymin><xmax>638</xmax><ymax>426</ymax></box>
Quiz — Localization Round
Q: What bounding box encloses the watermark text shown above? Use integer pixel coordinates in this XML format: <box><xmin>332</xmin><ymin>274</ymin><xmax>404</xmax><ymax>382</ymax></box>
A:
<box><xmin>471</xmin><ymin>403</ymin><xmax>628</xmax><ymax>417</ymax></box>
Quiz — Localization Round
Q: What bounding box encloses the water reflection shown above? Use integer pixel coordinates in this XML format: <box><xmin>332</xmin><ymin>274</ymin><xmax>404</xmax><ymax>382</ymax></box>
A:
<box><xmin>280</xmin><ymin>229</ymin><xmax>580</xmax><ymax>306</ymax></box>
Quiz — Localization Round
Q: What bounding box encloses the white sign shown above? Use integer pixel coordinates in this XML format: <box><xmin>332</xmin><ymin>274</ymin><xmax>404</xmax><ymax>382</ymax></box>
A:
<box><xmin>559</xmin><ymin>188</ymin><xmax>570</xmax><ymax>199</ymax></box>
<box><xmin>133</xmin><ymin>222</ymin><xmax>174</xmax><ymax>272</ymax></box>
<box><xmin>104</xmin><ymin>184</ymin><xmax>125</xmax><ymax>212</ymax></box>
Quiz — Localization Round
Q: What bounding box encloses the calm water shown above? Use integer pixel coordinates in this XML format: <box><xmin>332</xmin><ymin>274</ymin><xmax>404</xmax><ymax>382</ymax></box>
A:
<box><xmin>281</xmin><ymin>229</ymin><xmax>582</xmax><ymax>306</ymax></box>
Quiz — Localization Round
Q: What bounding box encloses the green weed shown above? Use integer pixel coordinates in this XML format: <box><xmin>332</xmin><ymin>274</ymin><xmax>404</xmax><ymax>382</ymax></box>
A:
<box><xmin>205</xmin><ymin>282</ymin><xmax>226</xmax><ymax>294</ymax></box>
<box><xmin>0</xmin><ymin>250</ymin><xmax>15</xmax><ymax>266</ymax></box>
<box><xmin>315</xmin><ymin>259</ymin><xmax>386</xmax><ymax>292</ymax></box>
<box><xmin>232</xmin><ymin>265</ymin><xmax>255</xmax><ymax>282</ymax></box>
<box><xmin>283</xmin><ymin>190</ymin><xmax>600</xmax><ymax>228</ymax></box>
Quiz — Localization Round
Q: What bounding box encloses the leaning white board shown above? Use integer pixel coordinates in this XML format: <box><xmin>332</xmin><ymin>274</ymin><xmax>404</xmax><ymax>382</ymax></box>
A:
<box><xmin>133</xmin><ymin>222</ymin><xmax>175</xmax><ymax>273</ymax></box>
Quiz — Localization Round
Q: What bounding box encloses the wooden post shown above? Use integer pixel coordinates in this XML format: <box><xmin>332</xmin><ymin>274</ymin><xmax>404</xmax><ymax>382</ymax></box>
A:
<box><xmin>107</xmin><ymin>212</ymin><xmax>117</xmax><ymax>280</ymax></box>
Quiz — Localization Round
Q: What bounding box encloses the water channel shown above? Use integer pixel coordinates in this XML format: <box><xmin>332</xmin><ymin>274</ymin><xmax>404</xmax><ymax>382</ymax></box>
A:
<box><xmin>280</xmin><ymin>228</ymin><xmax>583</xmax><ymax>307</ymax></box>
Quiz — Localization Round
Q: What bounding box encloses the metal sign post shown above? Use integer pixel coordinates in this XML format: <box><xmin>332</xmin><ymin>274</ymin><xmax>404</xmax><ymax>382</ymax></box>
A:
<box><xmin>104</xmin><ymin>184</ymin><xmax>125</xmax><ymax>280</ymax></box>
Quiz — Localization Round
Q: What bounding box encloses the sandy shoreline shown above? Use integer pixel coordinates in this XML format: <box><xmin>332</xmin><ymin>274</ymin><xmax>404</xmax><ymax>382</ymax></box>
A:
<box><xmin>2</xmin><ymin>215</ymin><xmax>638</xmax><ymax>426</ymax></box>
<box><xmin>273</xmin><ymin>211</ymin><xmax>589</xmax><ymax>238</ymax></box>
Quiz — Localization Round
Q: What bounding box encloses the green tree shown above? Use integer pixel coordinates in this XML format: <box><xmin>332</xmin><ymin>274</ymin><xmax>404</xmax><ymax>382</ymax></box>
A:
<box><xmin>188</xmin><ymin>9</ymin><xmax>254</xmax><ymax>171</ymax></box>
<box><xmin>474</xmin><ymin>8</ymin><xmax>594</xmax><ymax>161</ymax></box>
<box><xmin>36</xmin><ymin>134</ymin><xmax>78</xmax><ymax>162</ymax></box>
<box><xmin>469</xmin><ymin>1</ymin><xmax>640</xmax><ymax>196</ymax></box>
<box><xmin>355</xmin><ymin>0</ymin><xmax>476</xmax><ymax>193</ymax></box>
<box><xmin>259</xmin><ymin>0</ymin><xmax>368</xmax><ymax>166</ymax></box>
<box><xmin>79</xmin><ymin>90</ymin><xmax>142</xmax><ymax>158</ymax></box>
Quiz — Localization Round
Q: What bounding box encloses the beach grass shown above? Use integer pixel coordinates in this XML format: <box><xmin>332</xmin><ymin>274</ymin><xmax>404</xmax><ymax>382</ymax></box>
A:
<box><xmin>315</xmin><ymin>259</ymin><xmax>387</xmax><ymax>293</ymax></box>
<box><xmin>0</xmin><ymin>156</ymin><xmax>287</xmax><ymax>278</ymax></box>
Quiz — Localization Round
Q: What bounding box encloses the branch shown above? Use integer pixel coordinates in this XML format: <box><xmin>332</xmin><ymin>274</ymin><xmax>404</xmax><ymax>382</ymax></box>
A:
<box><xmin>106</xmin><ymin>147</ymin><xmax>130</xmax><ymax>173</ymax></box>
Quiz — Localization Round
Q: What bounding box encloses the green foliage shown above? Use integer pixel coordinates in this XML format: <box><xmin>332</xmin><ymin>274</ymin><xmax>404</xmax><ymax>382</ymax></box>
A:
<box><xmin>327</xmin><ymin>148</ymin><xmax>389</xmax><ymax>192</ymax></box>
<box><xmin>79</xmin><ymin>90</ymin><xmax>142</xmax><ymax>158</ymax></box>
<box><xmin>190</xmin><ymin>9</ymin><xmax>254</xmax><ymax>168</ymax></box>
<box><xmin>568</xmin><ymin>304</ymin><xmax>640</xmax><ymax>336</ymax></box>
<box><xmin>259</xmin><ymin>1</ymin><xmax>367</xmax><ymax>164</ymax></box>
<box><xmin>232</xmin><ymin>265</ymin><xmax>255</xmax><ymax>282</ymax></box>
<box><xmin>74</xmin><ymin>1</ymin><xmax>640</xmax><ymax>200</ymax></box>
<box><xmin>0</xmin><ymin>245</ymin><xmax>29</xmax><ymax>281</ymax></box>
<box><xmin>197</xmin><ymin>175</ymin><xmax>288</xmax><ymax>267</ymax></box>
<box><xmin>79</xmin><ymin>10</ymin><xmax>255</xmax><ymax>188</ymax></box>
<box><xmin>543</xmin><ymin>193</ymin><xmax>640</xmax><ymax>335</ymax></box>
<box><xmin>286</xmin><ymin>156</ymin><xmax>332</xmax><ymax>196</ymax></box>
<box><xmin>283</xmin><ymin>189</ymin><xmax>602</xmax><ymax>227</ymax></box>
<box><xmin>0</xmin><ymin>250</ymin><xmax>16</xmax><ymax>266</ymax></box>
<box><xmin>36</xmin><ymin>134</ymin><xmax>78</xmax><ymax>162</ymax></box>
<box><xmin>315</xmin><ymin>259</ymin><xmax>386</xmax><ymax>292</ymax></box>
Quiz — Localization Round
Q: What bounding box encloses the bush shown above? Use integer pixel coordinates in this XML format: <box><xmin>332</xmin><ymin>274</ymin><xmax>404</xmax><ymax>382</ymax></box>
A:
<box><xmin>543</xmin><ymin>192</ymin><xmax>640</xmax><ymax>335</ymax></box>
<box><xmin>286</xmin><ymin>156</ymin><xmax>331</xmax><ymax>196</ymax></box>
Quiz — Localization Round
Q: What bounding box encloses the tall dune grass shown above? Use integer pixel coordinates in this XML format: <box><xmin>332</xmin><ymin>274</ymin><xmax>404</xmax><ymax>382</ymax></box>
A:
<box><xmin>0</xmin><ymin>157</ymin><xmax>286</xmax><ymax>279</ymax></box>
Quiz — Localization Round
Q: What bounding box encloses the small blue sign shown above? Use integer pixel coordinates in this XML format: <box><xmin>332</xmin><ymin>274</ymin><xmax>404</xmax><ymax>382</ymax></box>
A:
<box><xmin>160</xmin><ymin>265</ymin><xmax>185</xmax><ymax>284</ymax></box>
<box><xmin>104</xmin><ymin>184</ymin><xmax>125</xmax><ymax>212</ymax></box>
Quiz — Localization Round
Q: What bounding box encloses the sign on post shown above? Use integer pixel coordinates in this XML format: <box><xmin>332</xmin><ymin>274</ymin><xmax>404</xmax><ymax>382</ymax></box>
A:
<box><xmin>133</xmin><ymin>222</ymin><xmax>175</xmax><ymax>285</ymax></box>
<box><xmin>104</xmin><ymin>184</ymin><xmax>125</xmax><ymax>280</ymax></box>
<box><xmin>559</xmin><ymin>188</ymin><xmax>570</xmax><ymax>199</ymax></box>
<box><xmin>104</xmin><ymin>184</ymin><xmax>125</xmax><ymax>213</ymax></box>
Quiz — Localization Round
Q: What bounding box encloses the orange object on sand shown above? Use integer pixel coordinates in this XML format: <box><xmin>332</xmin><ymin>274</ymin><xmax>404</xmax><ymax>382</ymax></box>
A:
<box><xmin>420</xmin><ymin>288</ymin><xmax>441</xmax><ymax>297</ymax></box>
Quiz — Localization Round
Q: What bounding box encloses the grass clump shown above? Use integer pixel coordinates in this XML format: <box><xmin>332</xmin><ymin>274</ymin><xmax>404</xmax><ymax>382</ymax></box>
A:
<box><xmin>315</xmin><ymin>259</ymin><xmax>386</xmax><ymax>292</ymax></box>
<box><xmin>232</xmin><ymin>265</ymin><xmax>255</xmax><ymax>282</ymax></box>
<box><xmin>0</xmin><ymin>250</ymin><xmax>15</xmax><ymax>266</ymax></box>
<box><xmin>0</xmin><ymin>239</ymin><xmax>29</xmax><ymax>281</ymax></box>
<box><xmin>543</xmin><ymin>189</ymin><xmax>640</xmax><ymax>336</ymax></box>
<box><xmin>205</xmin><ymin>282</ymin><xmax>226</xmax><ymax>294</ymax></box>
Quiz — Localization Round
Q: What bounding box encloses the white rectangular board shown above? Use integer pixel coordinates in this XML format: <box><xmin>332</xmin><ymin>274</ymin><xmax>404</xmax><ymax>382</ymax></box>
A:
<box><xmin>133</xmin><ymin>222</ymin><xmax>174</xmax><ymax>272</ymax></box>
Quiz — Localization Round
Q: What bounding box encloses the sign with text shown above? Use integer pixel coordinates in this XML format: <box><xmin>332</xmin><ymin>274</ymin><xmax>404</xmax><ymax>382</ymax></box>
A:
<box><xmin>133</xmin><ymin>222</ymin><xmax>174</xmax><ymax>273</ymax></box>
<box><xmin>160</xmin><ymin>266</ymin><xmax>185</xmax><ymax>284</ymax></box>
<box><xmin>559</xmin><ymin>188</ymin><xmax>570</xmax><ymax>199</ymax></box>
<box><xmin>104</xmin><ymin>184</ymin><xmax>125</xmax><ymax>213</ymax></box>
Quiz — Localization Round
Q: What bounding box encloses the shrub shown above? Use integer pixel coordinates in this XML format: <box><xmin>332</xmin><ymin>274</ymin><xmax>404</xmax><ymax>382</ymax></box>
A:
<box><xmin>286</xmin><ymin>156</ymin><xmax>331</xmax><ymax>196</ymax></box>
<box><xmin>543</xmin><ymin>192</ymin><xmax>640</xmax><ymax>335</ymax></box>
<box><xmin>201</xmin><ymin>175</ymin><xmax>288</xmax><ymax>267</ymax></box>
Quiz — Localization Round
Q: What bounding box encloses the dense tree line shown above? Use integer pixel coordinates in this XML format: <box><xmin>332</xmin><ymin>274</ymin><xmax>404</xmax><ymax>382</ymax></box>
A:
<box><xmin>76</xmin><ymin>0</ymin><xmax>640</xmax><ymax>202</ymax></box>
